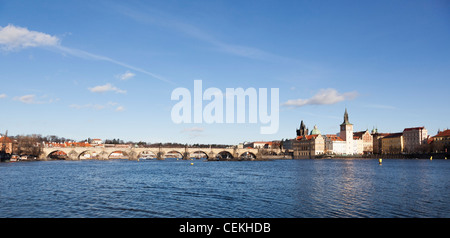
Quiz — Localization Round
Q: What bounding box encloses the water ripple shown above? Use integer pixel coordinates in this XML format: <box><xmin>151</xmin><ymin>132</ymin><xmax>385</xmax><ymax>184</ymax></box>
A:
<box><xmin>1</xmin><ymin>159</ymin><xmax>449</xmax><ymax>217</ymax></box>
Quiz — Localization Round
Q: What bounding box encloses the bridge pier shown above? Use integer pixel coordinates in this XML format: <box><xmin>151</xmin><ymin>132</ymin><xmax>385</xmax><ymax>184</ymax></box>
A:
<box><xmin>68</xmin><ymin>150</ymin><xmax>78</xmax><ymax>160</ymax></box>
<box><xmin>97</xmin><ymin>151</ymin><xmax>109</xmax><ymax>160</ymax></box>
<box><xmin>157</xmin><ymin>152</ymin><xmax>165</xmax><ymax>160</ymax></box>
<box><xmin>183</xmin><ymin>152</ymin><xmax>190</xmax><ymax>160</ymax></box>
<box><xmin>127</xmin><ymin>150</ymin><xmax>138</xmax><ymax>160</ymax></box>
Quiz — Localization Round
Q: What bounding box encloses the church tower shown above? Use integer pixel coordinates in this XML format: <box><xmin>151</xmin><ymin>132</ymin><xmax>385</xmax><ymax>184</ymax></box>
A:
<box><xmin>296</xmin><ymin>120</ymin><xmax>308</xmax><ymax>137</ymax></box>
<box><xmin>340</xmin><ymin>108</ymin><xmax>353</xmax><ymax>154</ymax></box>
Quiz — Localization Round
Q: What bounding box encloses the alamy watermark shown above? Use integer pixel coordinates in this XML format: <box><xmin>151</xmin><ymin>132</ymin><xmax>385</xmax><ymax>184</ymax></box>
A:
<box><xmin>171</xmin><ymin>80</ymin><xmax>279</xmax><ymax>134</ymax></box>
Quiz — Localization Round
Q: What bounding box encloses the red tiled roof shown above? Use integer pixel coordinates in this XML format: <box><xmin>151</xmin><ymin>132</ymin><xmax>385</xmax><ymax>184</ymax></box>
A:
<box><xmin>325</xmin><ymin>134</ymin><xmax>344</xmax><ymax>141</ymax></box>
<box><xmin>433</xmin><ymin>129</ymin><xmax>450</xmax><ymax>138</ymax></box>
<box><xmin>353</xmin><ymin>131</ymin><xmax>370</xmax><ymax>139</ymax></box>
<box><xmin>375</xmin><ymin>133</ymin><xmax>391</xmax><ymax>136</ymax></box>
<box><xmin>45</xmin><ymin>141</ymin><xmax>92</xmax><ymax>147</ymax></box>
<box><xmin>253</xmin><ymin>141</ymin><xmax>272</xmax><ymax>144</ymax></box>
<box><xmin>0</xmin><ymin>136</ymin><xmax>12</xmax><ymax>143</ymax></box>
<box><xmin>296</xmin><ymin>135</ymin><xmax>319</xmax><ymax>141</ymax></box>
<box><xmin>383</xmin><ymin>133</ymin><xmax>403</xmax><ymax>139</ymax></box>
<box><xmin>404</xmin><ymin>127</ymin><xmax>425</xmax><ymax>131</ymax></box>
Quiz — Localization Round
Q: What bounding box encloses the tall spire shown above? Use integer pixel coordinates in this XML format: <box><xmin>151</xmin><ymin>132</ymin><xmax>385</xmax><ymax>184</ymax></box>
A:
<box><xmin>341</xmin><ymin>108</ymin><xmax>352</xmax><ymax>125</ymax></box>
<box><xmin>344</xmin><ymin>108</ymin><xmax>349</xmax><ymax>123</ymax></box>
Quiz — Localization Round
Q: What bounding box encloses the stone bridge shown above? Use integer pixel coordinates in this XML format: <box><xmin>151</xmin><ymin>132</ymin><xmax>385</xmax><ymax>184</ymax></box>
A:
<box><xmin>40</xmin><ymin>146</ymin><xmax>278</xmax><ymax>161</ymax></box>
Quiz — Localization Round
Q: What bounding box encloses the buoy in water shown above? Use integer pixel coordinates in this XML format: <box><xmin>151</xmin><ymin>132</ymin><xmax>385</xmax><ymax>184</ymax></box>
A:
<box><xmin>379</xmin><ymin>158</ymin><xmax>382</xmax><ymax>164</ymax></box>
<box><xmin>430</xmin><ymin>156</ymin><xmax>433</xmax><ymax>161</ymax></box>
<box><xmin>190</xmin><ymin>163</ymin><xmax>194</xmax><ymax>165</ymax></box>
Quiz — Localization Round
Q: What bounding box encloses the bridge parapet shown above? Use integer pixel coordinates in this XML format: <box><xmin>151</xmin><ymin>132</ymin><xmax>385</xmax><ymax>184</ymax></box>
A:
<box><xmin>41</xmin><ymin>146</ymin><xmax>281</xmax><ymax>161</ymax></box>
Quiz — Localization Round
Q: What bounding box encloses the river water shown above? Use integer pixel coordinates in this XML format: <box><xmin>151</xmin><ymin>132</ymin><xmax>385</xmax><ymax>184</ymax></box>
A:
<box><xmin>0</xmin><ymin>158</ymin><xmax>449</xmax><ymax>218</ymax></box>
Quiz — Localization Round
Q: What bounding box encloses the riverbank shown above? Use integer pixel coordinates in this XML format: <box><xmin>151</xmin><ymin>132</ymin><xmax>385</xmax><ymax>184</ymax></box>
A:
<box><xmin>361</xmin><ymin>152</ymin><xmax>449</xmax><ymax>160</ymax></box>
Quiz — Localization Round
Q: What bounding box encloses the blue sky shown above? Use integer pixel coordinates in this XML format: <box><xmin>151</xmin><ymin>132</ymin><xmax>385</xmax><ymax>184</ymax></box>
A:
<box><xmin>0</xmin><ymin>0</ymin><xmax>449</xmax><ymax>145</ymax></box>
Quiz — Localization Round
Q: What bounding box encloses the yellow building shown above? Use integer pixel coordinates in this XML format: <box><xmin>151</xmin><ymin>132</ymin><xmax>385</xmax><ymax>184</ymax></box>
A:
<box><xmin>293</xmin><ymin>134</ymin><xmax>325</xmax><ymax>159</ymax></box>
<box><xmin>293</xmin><ymin>125</ymin><xmax>325</xmax><ymax>159</ymax></box>
<box><xmin>381</xmin><ymin>133</ymin><xmax>404</xmax><ymax>154</ymax></box>
<box><xmin>431</xmin><ymin>129</ymin><xmax>450</xmax><ymax>153</ymax></box>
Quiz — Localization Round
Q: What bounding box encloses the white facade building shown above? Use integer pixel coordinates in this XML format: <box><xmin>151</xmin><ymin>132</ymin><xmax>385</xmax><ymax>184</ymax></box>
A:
<box><xmin>325</xmin><ymin>134</ymin><xmax>346</xmax><ymax>155</ymax></box>
<box><xmin>353</xmin><ymin>139</ymin><xmax>364</xmax><ymax>155</ymax></box>
<box><xmin>403</xmin><ymin>127</ymin><xmax>428</xmax><ymax>153</ymax></box>
<box><xmin>325</xmin><ymin>109</ymin><xmax>362</xmax><ymax>155</ymax></box>
<box><xmin>339</xmin><ymin>108</ymin><xmax>355</xmax><ymax>155</ymax></box>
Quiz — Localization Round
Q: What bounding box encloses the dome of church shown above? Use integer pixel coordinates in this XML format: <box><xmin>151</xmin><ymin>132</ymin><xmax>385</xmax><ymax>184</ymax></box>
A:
<box><xmin>310</xmin><ymin>125</ymin><xmax>321</xmax><ymax>135</ymax></box>
<box><xmin>371</xmin><ymin>127</ymin><xmax>378</xmax><ymax>134</ymax></box>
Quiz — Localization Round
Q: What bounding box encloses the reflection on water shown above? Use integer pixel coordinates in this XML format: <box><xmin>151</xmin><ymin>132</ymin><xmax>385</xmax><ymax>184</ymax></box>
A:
<box><xmin>0</xmin><ymin>159</ymin><xmax>449</xmax><ymax>217</ymax></box>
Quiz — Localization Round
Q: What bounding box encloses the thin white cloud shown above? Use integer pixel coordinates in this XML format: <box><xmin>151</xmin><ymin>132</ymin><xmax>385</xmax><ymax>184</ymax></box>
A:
<box><xmin>282</xmin><ymin>88</ymin><xmax>358</xmax><ymax>108</ymax></box>
<box><xmin>14</xmin><ymin>94</ymin><xmax>36</xmax><ymax>104</ymax></box>
<box><xmin>115</xmin><ymin>106</ymin><xmax>125</xmax><ymax>112</ymax></box>
<box><xmin>13</xmin><ymin>94</ymin><xmax>59</xmax><ymax>104</ymax></box>
<box><xmin>0</xmin><ymin>94</ymin><xmax>7</xmax><ymax>99</ymax></box>
<box><xmin>0</xmin><ymin>24</ymin><xmax>170</xmax><ymax>84</ymax></box>
<box><xmin>88</xmin><ymin>83</ymin><xmax>126</xmax><ymax>94</ymax></box>
<box><xmin>56</xmin><ymin>45</ymin><xmax>171</xmax><ymax>84</ymax></box>
<box><xmin>70</xmin><ymin>102</ymin><xmax>125</xmax><ymax>112</ymax></box>
<box><xmin>214</xmin><ymin>42</ymin><xmax>273</xmax><ymax>60</ymax></box>
<box><xmin>181</xmin><ymin>127</ymin><xmax>204</xmax><ymax>133</ymax></box>
<box><xmin>181</xmin><ymin>127</ymin><xmax>205</xmax><ymax>139</ymax></box>
<box><xmin>117</xmin><ymin>71</ymin><xmax>136</xmax><ymax>80</ymax></box>
<box><xmin>0</xmin><ymin>24</ymin><xmax>60</xmax><ymax>51</ymax></box>
<box><xmin>111</xmin><ymin>5</ymin><xmax>292</xmax><ymax>62</ymax></box>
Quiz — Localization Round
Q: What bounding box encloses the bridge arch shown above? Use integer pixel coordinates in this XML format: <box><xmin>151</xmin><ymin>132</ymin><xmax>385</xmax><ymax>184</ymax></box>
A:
<box><xmin>138</xmin><ymin>151</ymin><xmax>157</xmax><ymax>159</ymax></box>
<box><xmin>191</xmin><ymin>151</ymin><xmax>209</xmax><ymax>159</ymax></box>
<box><xmin>78</xmin><ymin>150</ymin><xmax>96</xmax><ymax>160</ymax></box>
<box><xmin>108</xmin><ymin>150</ymin><xmax>129</xmax><ymax>159</ymax></box>
<box><xmin>240</xmin><ymin>151</ymin><xmax>256</xmax><ymax>160</ymax></box>
<box><xmin>165</xmin><ymin>150</ymin><xmax>183</xmax><ymax>159</ymax></box>
<box><xmin>47</xmin><ymin>150</ymin><xmax>68</xmax><ymax>160</ymax></box>
<box><xmin>216</xmin><ymin>151</ymin><xmax>234</xmax><ymax>160</ymax></box>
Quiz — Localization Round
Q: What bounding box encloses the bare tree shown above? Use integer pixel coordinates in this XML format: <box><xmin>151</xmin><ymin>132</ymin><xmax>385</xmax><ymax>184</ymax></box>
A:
<box><xmin>14</xmin><ymin>135</ymin><xmax>42</xmax><ymax>157</ymax></box>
